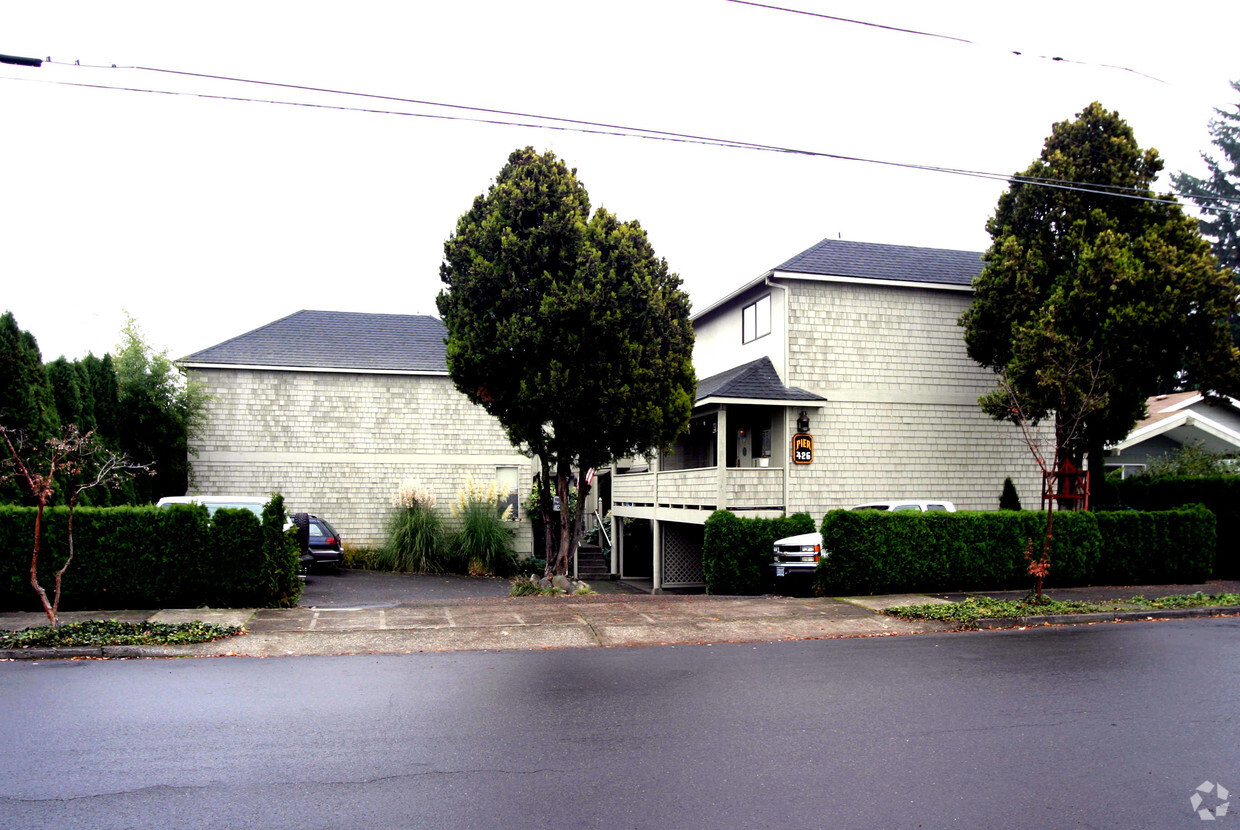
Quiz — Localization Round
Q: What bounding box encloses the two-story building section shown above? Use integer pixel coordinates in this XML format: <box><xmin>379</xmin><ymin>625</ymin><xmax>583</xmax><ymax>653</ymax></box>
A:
<box><xmin>610</xmin><ymin>238</ymin><xmax>1042</xmax><ymax>591</ymax></box>
<box><xmin>180</xmin><ymin>310</ymin><xmax>535</xmax><ymax>554</ymax></box>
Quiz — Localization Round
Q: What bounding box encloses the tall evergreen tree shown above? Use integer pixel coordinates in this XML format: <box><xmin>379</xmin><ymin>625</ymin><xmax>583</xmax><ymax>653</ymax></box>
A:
<box><xmin>73</xmin><ymin>360</ymin><xmax>97</xmax><ymax>434</ymax></box>
<box><xmin>1172</xmin><ymin>79</ymin><xmax>1240</xmax><ymax>342</ymax></box>
<box><xmin>82</xmin><ymin>353</ymin><xmax>120</xmax><ymax>443</ymax></box>
<box><xmin>0</xmin><ymin>312</ymin><xmax>59</xmax><ymax>445</ymax></box>
<box><xmin>438</xmin><ymin>147</ymin><xmax>695</xmax><ymax>576</ymax></box>
<box><xmin>46</xmin><ymin>357</ymin><xmax>85</xmax><ymax>432</ymax></box>
<box><xmin>1173</xmin><ymin>80</ymin><xmax>1240</xmax><ymax>273</ymax></box>
<box><xmin>114</xmin><ymin>316</ymin><xmax>207</xmax><ymax>502</ymax></box>
<box><xmin>961</xmin><ymin>103</ymin><xmax>1240</xmax><ymax>499</ymax></box>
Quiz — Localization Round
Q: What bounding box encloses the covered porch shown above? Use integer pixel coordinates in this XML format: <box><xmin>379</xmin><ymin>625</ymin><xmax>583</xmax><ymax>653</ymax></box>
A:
<box><xmin>609</xmin><ymin>357</ymin><xmax>825</xmax><ymax>591</ymax></box>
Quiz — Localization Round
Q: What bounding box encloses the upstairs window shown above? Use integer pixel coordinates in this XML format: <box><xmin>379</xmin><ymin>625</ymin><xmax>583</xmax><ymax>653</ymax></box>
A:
<box><xmin>742</xmin><ymin>294</ymin><xmax>771</xmax><ymax>343</ymax></box>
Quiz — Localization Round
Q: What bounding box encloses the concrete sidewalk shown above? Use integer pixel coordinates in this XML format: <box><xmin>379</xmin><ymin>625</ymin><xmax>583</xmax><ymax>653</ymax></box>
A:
<box><xmin>0</xmin><ymin>593</ymin><xmax>949</xmax><ymax>659</ymax></box>
<box><xmin>1</xmin><ymin>580</ymin><xmax>1236</xmax><ymax>659</ymax></box>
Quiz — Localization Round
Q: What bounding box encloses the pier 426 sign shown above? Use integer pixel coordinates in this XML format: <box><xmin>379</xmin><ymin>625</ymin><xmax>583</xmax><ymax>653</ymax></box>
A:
<box><xmin>793</xmin><ymin>433</ymin><xmax>813</xmax><ymax>465</ymax></box>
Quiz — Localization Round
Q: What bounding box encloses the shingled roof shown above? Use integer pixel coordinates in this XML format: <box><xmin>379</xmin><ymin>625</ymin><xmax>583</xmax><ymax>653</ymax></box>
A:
<box><xmin>696</xmin><ymin>357</ymin><xmax>825</xmax><ymax>404</ymax></box>
<box><xmin>180</xmin><ymin>310</ymin><xmax>448</xmax><ymax>373</ymax></box>
<box><xmin>775</xmin><ymin>238</ymin><xmax>983</xmax><ymax>286</ymax></box>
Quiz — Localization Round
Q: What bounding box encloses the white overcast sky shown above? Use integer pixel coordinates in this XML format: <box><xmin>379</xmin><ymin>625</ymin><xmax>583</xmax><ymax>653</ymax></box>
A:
<box><xmin>3</xmin><ymin>1</ymin><xmax>1238</xmax><ymax>363</ymax></box>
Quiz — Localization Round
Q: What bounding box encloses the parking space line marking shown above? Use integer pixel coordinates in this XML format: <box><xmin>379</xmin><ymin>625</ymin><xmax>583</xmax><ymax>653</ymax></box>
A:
<box><xmin>309</xmin><ymin>611</ymin><xmax>320</xmax><ymax>631</ymax></box>
<box><xmin>378</xmin><ymin>609</ymin><xmax>387</xmax><ymax>630</ymax></box>
<box><xmin>444</xmin><ymin>608</ymin><xmax>456</xmax><ymax>628</ymax></box>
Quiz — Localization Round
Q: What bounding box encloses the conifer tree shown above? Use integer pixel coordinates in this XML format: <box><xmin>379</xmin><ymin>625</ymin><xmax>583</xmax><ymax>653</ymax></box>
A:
<box><xmin>961</xmin><ymin>103</ymin><xmax>1240</xmax><ymax>498</ymax></box>
<box><xmin>438</xmin><ymin>148</ymin><xmax>695</xmax><ymax>576</ymax></box>
<box><xmin>1173</xmin><ymin>79</ymin><xmax>1240</xmax><ymax>342</ymax></box>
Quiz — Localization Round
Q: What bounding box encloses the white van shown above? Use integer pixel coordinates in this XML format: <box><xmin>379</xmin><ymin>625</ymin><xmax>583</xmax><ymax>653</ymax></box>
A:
<box><xmin>770</xmin><ymin>500</ymin><xmax>957</xmax><ymax>578</ymax></box>
<box><xmin>155</xmin><ymin>495</ymin><xmax>269</xmax><ymax>519</ymax></box>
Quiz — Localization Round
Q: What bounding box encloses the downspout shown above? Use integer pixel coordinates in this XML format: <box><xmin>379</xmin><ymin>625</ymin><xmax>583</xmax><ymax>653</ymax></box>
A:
<box><xmin>765</xmin><ymin>275</ymin><xmax>791</xmax><ymax>515</ymax></box>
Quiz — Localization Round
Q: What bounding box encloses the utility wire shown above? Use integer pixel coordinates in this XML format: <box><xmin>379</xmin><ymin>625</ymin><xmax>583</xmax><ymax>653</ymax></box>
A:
<box><xmin>5</xmin><ymin>60</ymin><xmax>1239</xmax><ymax>216</ymax></box>
<box><xmin>40</xmin><ymin>61</ymin><xmax>1240</xmax><ymax>209</ymax></box>
<box><xmin>726</xmin><ymin>0</ymin><xmax>1169</xmax><ymax>84</ymax></box>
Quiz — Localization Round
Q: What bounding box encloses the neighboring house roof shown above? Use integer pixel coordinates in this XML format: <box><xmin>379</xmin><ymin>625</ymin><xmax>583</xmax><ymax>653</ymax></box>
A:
<box><xmin>1111</xmin><ymin>391</ymin><xmax>1240</xmax><ymax>454</ymax></box>
<box><xmin>180</xmin><ymin>310</ymin><xmax>448</xmax><ymax>374</ymax></box>
<box><xmin>694</xmin><ymin>238</ymin><xmax>983</xmax><ymax>321</ymax></box>
<box><xmin>775</xmin><ymin>238</ymin><xmax>984</xmax><ymax>287</ymax></box>
<box><xmin>695</xmin><ymin>356</ymin><xmax>826</xmax><ymax>406</ymax></box>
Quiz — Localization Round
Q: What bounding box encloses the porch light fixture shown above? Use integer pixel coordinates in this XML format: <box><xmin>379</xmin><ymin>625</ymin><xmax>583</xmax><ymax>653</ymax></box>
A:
<box><xmin>797</xmin><ymin>411</ymin><xmax>810</xmax><ymax>433</ymax></box>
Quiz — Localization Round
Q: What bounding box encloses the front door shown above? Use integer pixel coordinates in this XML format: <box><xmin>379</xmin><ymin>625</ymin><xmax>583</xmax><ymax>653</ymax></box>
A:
<box><xmin>735</xmin><ymin>428</ymin><xmax>752</xmax><ymax>466</ymax></box>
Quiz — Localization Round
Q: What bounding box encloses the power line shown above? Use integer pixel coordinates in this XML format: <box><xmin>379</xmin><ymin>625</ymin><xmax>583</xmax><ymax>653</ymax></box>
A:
<box><xmin>4</xmin><ymin>61</ymin><xmax>1239</xmax><ymax>216</ymax></box>
<box><xmin>725</xmin><ymin>0</ymin><xmax>1169</xmax><ymax>84</ymax></box>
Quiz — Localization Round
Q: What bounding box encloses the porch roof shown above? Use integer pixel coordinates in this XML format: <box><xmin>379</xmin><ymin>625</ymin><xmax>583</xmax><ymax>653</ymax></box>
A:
<box><xmin>696</xmin><ymin>356</ymin><xmax>826</xmax><ymax>407</ymax></box>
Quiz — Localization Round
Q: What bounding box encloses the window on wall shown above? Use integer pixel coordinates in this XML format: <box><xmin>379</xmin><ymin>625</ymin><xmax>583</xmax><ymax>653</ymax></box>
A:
<box><xmin>742</xmin><ymin>294</ymin><xmax>771</xmax><ymax>343</ymax></box>
<box><xmin>496</xmin><ymin>466</ymin><xmax>520</xmax><ymax>519</ymax></box>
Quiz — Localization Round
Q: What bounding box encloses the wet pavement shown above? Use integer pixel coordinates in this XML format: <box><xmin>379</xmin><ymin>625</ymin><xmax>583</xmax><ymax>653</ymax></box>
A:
<box><xmin>1</xmin><ymin>573</ymin><xmax>1237</xmax><ymax>659</ymax></box>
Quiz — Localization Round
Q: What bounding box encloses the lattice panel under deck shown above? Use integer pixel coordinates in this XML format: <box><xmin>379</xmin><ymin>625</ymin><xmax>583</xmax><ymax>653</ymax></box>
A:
<box><xmin>662</xmin><ymin>523</ymin><xmax>705</xmax><ymax>587</ymax></box>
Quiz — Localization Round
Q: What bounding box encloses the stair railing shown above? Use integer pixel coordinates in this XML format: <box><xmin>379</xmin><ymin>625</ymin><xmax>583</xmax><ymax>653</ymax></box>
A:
<box><xmin>573</xmin><ymin>509</ymin><xmax>613</xmax><ymax>580</ymax></box>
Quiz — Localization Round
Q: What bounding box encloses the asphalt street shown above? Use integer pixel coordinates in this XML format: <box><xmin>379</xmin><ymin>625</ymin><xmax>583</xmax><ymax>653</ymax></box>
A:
<box><xmin>2</xmin><ymin>617</ymin><xmax>1236</xmax><ymax>829</ymax></box>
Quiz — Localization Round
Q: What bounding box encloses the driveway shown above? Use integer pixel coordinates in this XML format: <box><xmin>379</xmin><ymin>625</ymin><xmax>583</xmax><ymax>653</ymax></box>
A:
<box><xmin>299</xmin><ymin>568</ymin><xmax>640</xmax><ymax>608</ymax></box>
<box><xmin>299</xmin><ymin>569</ymin><xmax>514</xmax><ymax>608</ymax></box>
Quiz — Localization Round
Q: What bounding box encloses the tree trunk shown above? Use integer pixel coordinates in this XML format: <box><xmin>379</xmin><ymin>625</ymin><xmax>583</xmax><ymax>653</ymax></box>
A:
<box><xmin>29</xmin><ymin>499</ymin><xmax>58</xmax><ymax>627</ymax></box>
<box><xmin>1087</xmin><ymin>443</ymin><xmax>1110</xmax><ymax>509</ymax></box>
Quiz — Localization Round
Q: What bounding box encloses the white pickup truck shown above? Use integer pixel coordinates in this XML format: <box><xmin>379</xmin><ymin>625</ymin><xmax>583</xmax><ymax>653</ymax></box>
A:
<box><xmin>770</xmin><ymin>500</ymin><xmax>956</xmax><ymax>578</ymax></box>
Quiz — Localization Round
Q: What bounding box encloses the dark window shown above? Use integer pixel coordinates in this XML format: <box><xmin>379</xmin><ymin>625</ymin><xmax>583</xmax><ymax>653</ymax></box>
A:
<box><xmin>742</xmin><ymin>294</ymin><xmax>771</xmax><ymax>343</ymax></box>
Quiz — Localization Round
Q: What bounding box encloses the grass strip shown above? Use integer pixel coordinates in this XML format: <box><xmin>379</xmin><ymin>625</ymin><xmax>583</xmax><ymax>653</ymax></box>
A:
<box><xmin>0</xmin><ymin>619</ymin><xmax>243</xmax><ymax>649</ymax></box>
<box><xmin>885</xmin><ymin>592</ymin><xmax>1240</xmax><ymax>627</ymax></box>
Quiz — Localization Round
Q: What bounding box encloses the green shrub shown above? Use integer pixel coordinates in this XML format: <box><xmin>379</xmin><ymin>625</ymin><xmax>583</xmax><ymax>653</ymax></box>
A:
<box><xmin>261</xmin><ymin>494</ymin><xmax>301</xmax><ymax>608</ymax></box>
<box><xmin>1112</xmin><ymin>477</ymin><xmax>1238</xmax><ymax>578</ymax></box>
<box><xmin>341</xmin><ymin>543</ymin><xmax>387</xmax><ymax>570</ymax></box>
<box><xmin>1095</xmin><ymin>505</ymin><xmax>1215</xmax><ymax>584</ymax></box>
<box><xmin>518</xmin><ymin>557</ymin><xmax>547</xmax><ymax>577</ymax></box>
<box><xmin>384</xmin><ymin>503</ymin><xmax>447</xmax><ymax>572</ymax></box>
<box><xmin>509</xmin><ymin>575</ymin><xmax>549</xmax><ymax>596</ymax></box>
<box><xmin>0</xmin><ymin>498</ymin><xmax>298</xmax><ymax>611</ymax></box>
<box><xmin>999</xmin><ymin>478</ymin><xmax>1022</xmax><ymax>510</ymax></box>
<box><xmin>702</xmin><ymin>511</ymin><xmax>816</xmax><ymax>595</ymax></box>
<box><xmin>0</xmin><ymin>619</ymin><xmax>242</xmax><ymax>648</ymax></box>
<box><xmin>815</xmin><ymin>507</ymin><xmax>1209</xmax><ymax>596</ymax></box>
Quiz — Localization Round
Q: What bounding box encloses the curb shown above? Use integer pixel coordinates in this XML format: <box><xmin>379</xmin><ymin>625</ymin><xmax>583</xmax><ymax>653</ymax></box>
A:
<box><xmin>0</xmin><ymin>644</ymin><xmax>200</xmax><ymax>660</ymax></box>
<box><xmin>973</xmin><ymin>605</ymin><xmax>1240</xmax><ymax>630</ymax></box>
<box><xmin>3</xmin><ymin>604</ymin><xmax>1237</xmax><ymax>659</ymax></box>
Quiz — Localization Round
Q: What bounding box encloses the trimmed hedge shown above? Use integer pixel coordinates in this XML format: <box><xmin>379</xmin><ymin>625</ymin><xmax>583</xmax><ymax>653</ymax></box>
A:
<box><xmin>0</xmin><ymin>500</ymin><xmax>302</xmax><ymax>611</ymax></box>
<box><xmin>1111</xmin><ymin>476</ymin><xmax>1239</xmax><ymax>579</ymax></box>
<box><xmin>815</xmin><ymin>506</ymin><xmax>1215</xmax><ymax>596</ymax></box>
<box><xmin>702</xmin><ymin>511</ymin><xmax>816</xmax><ymax>595</ymax></box>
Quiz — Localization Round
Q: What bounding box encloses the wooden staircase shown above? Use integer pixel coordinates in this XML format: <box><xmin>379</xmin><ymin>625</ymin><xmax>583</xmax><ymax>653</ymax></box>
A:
<box><xmin>575</xmin><ymin>543</ymin><xmax>614</xmax><ymax>581</ymax></box>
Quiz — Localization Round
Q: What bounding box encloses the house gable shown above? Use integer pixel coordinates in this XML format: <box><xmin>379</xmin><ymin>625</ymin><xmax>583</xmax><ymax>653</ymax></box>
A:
<box><xmin>1111</xmin><ymin>392</ymin><xmax>1240</xmax><ymax>462</ymax></box>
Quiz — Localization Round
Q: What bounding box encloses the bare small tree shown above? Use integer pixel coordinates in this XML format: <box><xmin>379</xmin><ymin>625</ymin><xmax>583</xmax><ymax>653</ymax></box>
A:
<box><xmin>998</xmin><ymin>353</ymin><xmax>1110</xmax><ymax>603</ymax></box>
<box><xmin>1</xmin><ymin>425</ymin><xmax>149</xmax><ymax>627</ymax></box>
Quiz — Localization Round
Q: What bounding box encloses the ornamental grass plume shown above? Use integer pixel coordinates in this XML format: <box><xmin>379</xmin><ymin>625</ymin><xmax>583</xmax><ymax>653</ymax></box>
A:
<box><xmin>449</xmin><ymin>474</ymin><xmax>513</xmax><ymax>521</ymax></box>
<box><xmin>449</xmin><ymin>474</ymin><xmax>516</xmax><ymax>576</ymax></box>
<box><xmin>392</xmin><ymin>478</ymin><xmax>436</xmax><ymax>510</ymax></box>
